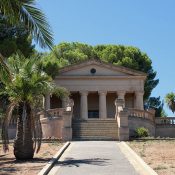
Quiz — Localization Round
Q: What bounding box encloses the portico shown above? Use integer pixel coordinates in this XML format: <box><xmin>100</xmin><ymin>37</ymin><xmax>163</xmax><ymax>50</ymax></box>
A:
<box><xmin>45</xmin><ymin>90</ymin><xmax>144</xmax><ymax>119</ymax></box>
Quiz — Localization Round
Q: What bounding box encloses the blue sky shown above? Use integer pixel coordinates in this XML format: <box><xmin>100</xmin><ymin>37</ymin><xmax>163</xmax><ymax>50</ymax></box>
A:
<box><xmin>37</xmin><ymin>0</ymin><xmax>175</xmax><ymax>116</ymax></box>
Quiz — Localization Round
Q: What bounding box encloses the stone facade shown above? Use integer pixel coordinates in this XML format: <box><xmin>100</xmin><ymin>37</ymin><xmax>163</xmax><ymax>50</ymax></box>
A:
<box><xmin>41</xmin><ymin>59</ymin><xmax>149</xmax><ymax>140</ymax></box>
<box><xmin>45</xmin><ymin>59</ymin><xmax>146</xmax><ymax>120</ymax></box>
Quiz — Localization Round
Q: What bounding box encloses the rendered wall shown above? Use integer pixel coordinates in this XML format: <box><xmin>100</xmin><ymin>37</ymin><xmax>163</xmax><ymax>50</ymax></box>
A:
<box><xmin>128</xmin><ymin>116</ymin><xmax>155</xmax><ymax>137</ymax></box>
<box><xmin>155</xmin><ymin>125</ymin><xmax>175</xmax><ymax>138</ymax></box>
<box><xmin>0</xmin><ymin>125</ymin><xmax>16</xmax><ymax>139</ymax></box>
<box><xmin>41</xmin><ymin>117</ymin><xmax>63</xmax><ymax>139</ymax></box>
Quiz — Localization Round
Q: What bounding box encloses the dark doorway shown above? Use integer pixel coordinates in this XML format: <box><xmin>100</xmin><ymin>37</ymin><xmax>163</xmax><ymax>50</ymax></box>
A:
<box><xmin>88</xmin><ymin>110</ymin><xmax>99</xmax><ymax>118</ymax></box>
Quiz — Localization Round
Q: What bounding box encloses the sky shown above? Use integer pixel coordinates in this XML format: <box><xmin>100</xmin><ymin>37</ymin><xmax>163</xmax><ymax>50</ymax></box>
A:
<box><xmin>37</xmin><ymin>0</ymin><xmax>175</xmax><ymax>116</ymax></box>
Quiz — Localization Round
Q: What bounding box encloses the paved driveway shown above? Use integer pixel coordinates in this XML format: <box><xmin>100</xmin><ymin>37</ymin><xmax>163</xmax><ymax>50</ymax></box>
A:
<box><xmin>49</xmin><ymin>141</ymin><xmax>139</xmax><ymax>175</ymax></box>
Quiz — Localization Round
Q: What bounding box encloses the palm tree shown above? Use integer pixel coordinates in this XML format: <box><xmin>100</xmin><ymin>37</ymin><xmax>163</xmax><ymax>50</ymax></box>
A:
<box><xmin>165</xmin><ymin>93</ymin><xmax>175</xmax><ymax>113</ymax></box>
<box><xmin>0</xmin><ymin>0</ymin><xmax>53</xmax><ymax>49</ymax></box>
<box><xmin>1</xmin><ymin>54</ymin><xmax>68</xmax><ymax>160</ymax></box>
<box><xmin>0</xmin><ymin>0</ymin><xmax>54</xmax><ymax>80</ymax></box>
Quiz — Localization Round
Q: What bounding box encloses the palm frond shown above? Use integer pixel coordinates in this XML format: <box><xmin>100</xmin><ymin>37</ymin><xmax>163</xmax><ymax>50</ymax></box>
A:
<box><xmin>165</xmin><ymin>93</ymin><xmax>175</xmax><ymax>113</ymax></box>
<box><xmin>1</xmin><ymin>102</ymin><xmax>17</xmax><ymax>152</ymax></box>
<box><xmin>0</xmin><ymin>0</ymin><xmax>54</xmax><ymax>49</ymax></box>
<box><xmin>0</xmin><ymin>53</ymin><xmax>12</xmax><ymax>84</ymax></box>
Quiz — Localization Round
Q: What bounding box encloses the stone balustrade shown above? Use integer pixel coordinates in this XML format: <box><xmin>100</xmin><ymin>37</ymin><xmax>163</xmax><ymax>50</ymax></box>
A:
<box><xmin>155</xmin><ymin>117</ymin><xmax>175</xmax><ymax>125</ymax></box>
<box><xmin>128</xmin><ymin>108</ymin><xmax>155</xmax><ymax>122</ymax></box>
<box><xmin>40</xmin><ymin>108</ymin><xmax>65</xmax><ymax>119</ymax></box>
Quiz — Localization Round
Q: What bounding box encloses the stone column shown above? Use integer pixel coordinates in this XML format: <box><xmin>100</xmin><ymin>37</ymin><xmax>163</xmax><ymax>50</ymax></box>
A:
<box><xmin>44</xmin><ymin>93</ymin><xmax>50</xmax><ymax>110</ymax></box>
<box><xmin>99</xmin><ymin>91</ymin><xmax>107</xmax><ymax>119</ymax></box>
<box><xmin>135</xmin><ymin>91</ymin><xmax>144</xmax><ymax>110</ymax></box>
<box><xmin>117</xmin><ymin>91</ymin><xmax>126</xmax><ymax>107</ymax></box>
<box><xmin>80</xmin><ymin>91</ymin><xmax>88</xmax><ymax>120</ymax></box>
<box><xmin>62</xmin><ymin>97</ymin><xmax>69</xmax><ymax>108</ymax></box>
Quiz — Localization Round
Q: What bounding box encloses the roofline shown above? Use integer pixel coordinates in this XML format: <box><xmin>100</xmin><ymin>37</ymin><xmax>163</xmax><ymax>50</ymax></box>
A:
<box><xmin>58</xmin><ymin>59</ymin><xmax>147</xmax><ymax>77</ymax></box>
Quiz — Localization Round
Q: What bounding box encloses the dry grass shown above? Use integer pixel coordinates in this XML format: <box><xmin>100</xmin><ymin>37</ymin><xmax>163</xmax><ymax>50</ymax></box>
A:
<box><xmin>127</xmin><ymin>140</ymin><xmax>175</xmax><ymax>175</ymax></box>
<box><xmin>0</xmin><ymin>141</ymin><xmax>64</xmax><ymax>175</ymax></box>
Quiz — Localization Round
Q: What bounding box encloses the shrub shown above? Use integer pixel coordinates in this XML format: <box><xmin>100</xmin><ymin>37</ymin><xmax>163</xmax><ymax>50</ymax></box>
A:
<box><xmin>135</xmin><ymin>127</ymin><xmax>149</xmax><ymax>138</ymax></box>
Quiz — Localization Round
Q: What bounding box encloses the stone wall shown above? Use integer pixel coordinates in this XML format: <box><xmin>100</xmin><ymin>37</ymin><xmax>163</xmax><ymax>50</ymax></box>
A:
<box><xmin>41</xmin><ymin>117</ymin><xmax>63</xmax><ymax>139</ymax></box>
<box><xmin>155</xmin><ymin>125</ymin><xmax>175</xmax><ymax>138</ymax></box>
<box><xmin>0</xmin><ymin>125</ymin><xmax>16</xmax><ymax>139</ymax></box>
<box><xmin>128</xmin><ymin>116</ymin><xmax>155</xmax><ymax>137</ymax></box>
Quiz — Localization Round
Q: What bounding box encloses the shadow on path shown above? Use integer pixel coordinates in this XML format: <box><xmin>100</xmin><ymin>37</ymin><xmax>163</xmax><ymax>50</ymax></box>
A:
<box><xmin>54</xmin><ymin>157</ymin><xmax>110</xmax><ymax>167</ymax></box>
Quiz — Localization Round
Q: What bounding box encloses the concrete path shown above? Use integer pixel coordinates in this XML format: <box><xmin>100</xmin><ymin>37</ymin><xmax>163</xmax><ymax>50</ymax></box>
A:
<box><xmin>49</xmin><ymin>141</ymin><xmax>139</xmax><ymax>175</ymax></box>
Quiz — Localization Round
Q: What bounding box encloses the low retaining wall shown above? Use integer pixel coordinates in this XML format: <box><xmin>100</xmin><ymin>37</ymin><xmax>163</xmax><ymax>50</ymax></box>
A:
<box><xmin>156</xmin><ymin>125</ymin><xmax>175</xmax><ymax>138</ymax></box>
<box><xmin>41</xmin><ymin>117</ymin><xmax>63</xmax><ymax>139</ymax></box>
<box><xmin>129</xmin><ymin>116</ymin><xmax>155</xmax><ymax>137</ymax></box>
<box><xmin>0</xmin><ymin>125</ymin><xmax>16</xmax><ymax>139</ymax></box>
<box><xmin>40</xmin><ymin>108</ymin><xmax>73</xmax><ymax>141</ymax></box>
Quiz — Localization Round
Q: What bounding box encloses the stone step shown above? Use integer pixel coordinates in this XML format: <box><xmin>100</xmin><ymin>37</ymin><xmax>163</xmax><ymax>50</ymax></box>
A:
<box><xmin>74</xmin><ymin>128</ymin><xmax>118</xmax><ymax>133</ymax></box>
<box><xmin>73</xmin><ymin>136</ymin><xmax>118</xmax><ymax>141</ymax></box>
<box><xmin>73</xmin><ymin>131</ymin><xmax>118</xmax><ymax>136</ymax></box>
<box><xmin>72</xmin><ymin>119</ymin><xmax>119</xmax><ymax>140</ymax></box>
<box><xmin>72</xmin><ymin>127</ymin><xmax>118</xmax><ymax>130</ymax></box>
<box><xmin>73</xmin><ymin>120</ymin><xmax>117</xmax><ymax>123</ymax></box>
<box><xmin>73</xmin><ymin>134</ymin><xmax>118</xmax><ymax>137</ymax></box>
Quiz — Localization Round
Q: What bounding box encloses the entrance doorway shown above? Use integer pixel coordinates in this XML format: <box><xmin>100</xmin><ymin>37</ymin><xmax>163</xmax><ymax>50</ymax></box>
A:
<box><xmin>88</xmin><ymin>110</ymin><xmax>99</xmax><ymax>118</ymax></box>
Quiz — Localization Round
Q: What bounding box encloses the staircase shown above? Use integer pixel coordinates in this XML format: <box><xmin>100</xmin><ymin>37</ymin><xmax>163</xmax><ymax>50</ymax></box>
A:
<box><xmin>72</xmin><ymin>119</ymin><xmax>119</xmax><ymax>140</ymax></box>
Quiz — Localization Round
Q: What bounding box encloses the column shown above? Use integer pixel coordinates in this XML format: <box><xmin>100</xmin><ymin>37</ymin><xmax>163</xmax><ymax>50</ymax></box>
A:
<box><xmin>99</xmin><ymin>91</ymin><xmax>107</xmax><ymax>119</ymax></box>
<box><xmin>62</xmin><ymin>97</ymin><xmax>69</xmax><ymax>108</ymax></box>
<box><xmin>117</xmin><ymin>91</ymin><xmax>126</xmax><ymax>107</ymax></box>
<box><xmin>80</xmin><ymin>91</ymin><xmax>88</xmax><ymax>120</ymax></box>
<box><xmin>135</xmin><ymin>91</ymin><xmax>144</xmax><ymax>110</ymax></box>
<box><xmin>44</xmin><ymin>93</ymin><xmax>50</xmax><ymax>110</ymax></box>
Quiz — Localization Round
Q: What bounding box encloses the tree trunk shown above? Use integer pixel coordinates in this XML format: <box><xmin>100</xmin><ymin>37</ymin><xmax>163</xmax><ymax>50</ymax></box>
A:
<box><xmin>14</xmin><ymin>103</ymin><xmax>34</xmax><ymax>160</ymax></box>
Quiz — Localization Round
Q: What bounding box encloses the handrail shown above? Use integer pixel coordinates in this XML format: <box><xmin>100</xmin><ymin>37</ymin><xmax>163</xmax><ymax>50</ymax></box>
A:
<box><xmin>155</xmin><ymin>117</ymin><xmax>175</xmax><ymax>125</ymax></box>
<box><xmin>128</xmin><ymin>108</ymin><xmax>155</xmax><ymax>122</ymax></box>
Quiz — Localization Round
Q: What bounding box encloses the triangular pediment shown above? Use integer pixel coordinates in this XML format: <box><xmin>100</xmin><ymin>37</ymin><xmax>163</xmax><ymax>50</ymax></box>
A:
<box><xmin>58</xmin><ymin>59</ymin><xmax>146</xmax><ymax>77</ymax></box>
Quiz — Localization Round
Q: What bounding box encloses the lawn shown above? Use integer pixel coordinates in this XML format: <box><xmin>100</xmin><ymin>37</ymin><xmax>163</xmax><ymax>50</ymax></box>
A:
<box><xmin>0</xmin><ymin>141</ymin><xmax>64</xmax><ymax>175</ymax></box>
<box><xmin>127</xmin><ymin>140</ymin><xmax>175</xmax><ymax>175</ymax></box>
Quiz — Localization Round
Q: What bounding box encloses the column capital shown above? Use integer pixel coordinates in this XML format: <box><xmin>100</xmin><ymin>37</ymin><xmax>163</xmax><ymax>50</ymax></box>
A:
<box><xmin>117</xmin><ymin>91</ymin><xmax>126</xmax><ymax>95</ymax></box>
<box><xmin>98</xmin><ymin>90</ymin><xmax>107</xmax><ymax>95</ymax></box>
<box><xmin>79</xmin><ymin>91</ymin><xmax>88</xmax><ymax>96</ymax></box>
<box><xmin>117</xmin><ymin>91</ymin><xmax>126</xmax><ymax>99</ymax></box>
<box><xmin>135</xmin><ymin>91</ymin><xmax>144</xmax><ymax>96</ymax></box>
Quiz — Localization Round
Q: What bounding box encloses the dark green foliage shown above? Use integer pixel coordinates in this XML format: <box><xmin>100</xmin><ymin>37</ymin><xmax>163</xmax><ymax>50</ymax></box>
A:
<box><xmin>0</xmin><ymin>0</ymin><xmax>53</xmax><ymax>49</ymax></box>
<box><xmin>145</xmin><ymin>97</ymin><xmax>166</xmax><ymax>117</ymax></box>
<box><xmin>135</xmin><ymin>127</ymin><xmax>149</xmax><ymax>138</ymax></box>
<box><xmin>52</xmin><ymin>42</ymin><xmax>98</xmax><ymax>65</ymax></box>
<box><xmin>165</xmin><ymin>92</ymin><xmax>175</xmax><ymax>113</ymax></box>
<box><xmin>0</xmin><ymin>15</ymin><xmax>35</xmax><ymax>58</ymax></box>
<box><xmin>39</xmin><ymin>53</ymin><xmax>61</xmax><ymax>79</ymax></box>
<box><xmin>44</xmin><ymin>42</ymin><xmax>159</xmax><ymax>101</ymax></box>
